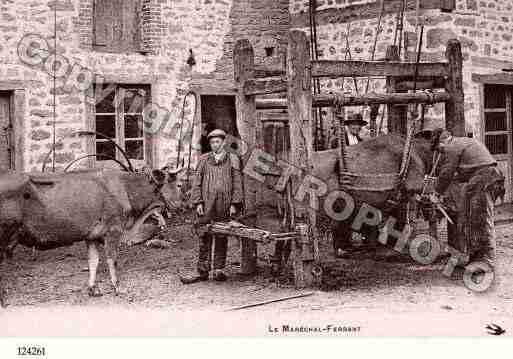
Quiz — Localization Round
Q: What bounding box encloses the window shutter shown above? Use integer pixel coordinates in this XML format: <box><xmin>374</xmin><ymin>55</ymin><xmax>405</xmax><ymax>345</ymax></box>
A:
<box><xmin>94</xmin><ymin>0</ymin><xmax>142</xmax><ymax>53</ymax></box>
<box><xmin>93</xmin><ymin>0</ymin><xmax>109</xmax><ymax>46</ymax></box>
<box><xmin>120</xmin><ymin>0</ymin><xmax>142</xmax><ymax>52</ymax></box>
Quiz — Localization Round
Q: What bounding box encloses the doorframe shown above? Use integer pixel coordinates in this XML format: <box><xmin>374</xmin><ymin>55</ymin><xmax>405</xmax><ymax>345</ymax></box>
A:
<box><xmin>0</xmin><ymin>81</ymin><xmax>25</xmax><ymax>171</ymax></box>
<box><xmin>190</xmin><ymin>85</ymin><xmax>237</xmax><ymax>156</ymax></box>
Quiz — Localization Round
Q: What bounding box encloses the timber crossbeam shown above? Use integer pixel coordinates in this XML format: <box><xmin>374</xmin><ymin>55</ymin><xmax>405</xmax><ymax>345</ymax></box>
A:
<box><xmin>255</xmin><ymin>91</ymin><xmax>451</xmax><ymax>110</ymax></box>
<box><xmin>311</xmin><ymin>60</ymin><xmax>450</xmax><ymax>79</ymax></box>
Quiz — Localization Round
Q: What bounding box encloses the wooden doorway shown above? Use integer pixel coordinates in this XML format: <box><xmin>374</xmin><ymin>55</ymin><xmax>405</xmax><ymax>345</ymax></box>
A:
<box><xmin>481</xmin><ymin>84</ymin><xmax>513</xmax><ymax>202</ymax></box>
<box><xmin>200</xmin><ymin>95</ymin><xmax>238</xmax><ymax>153</ymax></box>
<box><xmin>0</xmin><ymin>91</ymin><xmax>13</xmax><ymax>171</ymax></box>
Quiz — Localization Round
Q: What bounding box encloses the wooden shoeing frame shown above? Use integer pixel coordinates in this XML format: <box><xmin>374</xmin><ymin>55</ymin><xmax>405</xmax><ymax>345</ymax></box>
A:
<box><xmin>233</xmin><ymin>30</ymin><xmax>464</xmax><ymax>288</ymax></box>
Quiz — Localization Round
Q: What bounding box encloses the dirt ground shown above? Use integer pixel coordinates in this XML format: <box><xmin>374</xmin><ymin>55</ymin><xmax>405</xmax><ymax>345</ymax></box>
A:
<box><xmin>1</xmin><ymin>214</ymin><xmax>513</xmax><ymax>336</ymax></box>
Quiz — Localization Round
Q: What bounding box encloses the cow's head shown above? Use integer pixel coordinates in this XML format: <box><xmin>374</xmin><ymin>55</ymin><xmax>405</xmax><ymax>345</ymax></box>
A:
<box><xmin>0</xmin><ymin>172</ymin><xmax>30</xmax><ymax>226</ymax></box>
<box><xmin>0</xmin><ymin>172</ymin><xmax>31</xmax><ymax>261</ymax></box>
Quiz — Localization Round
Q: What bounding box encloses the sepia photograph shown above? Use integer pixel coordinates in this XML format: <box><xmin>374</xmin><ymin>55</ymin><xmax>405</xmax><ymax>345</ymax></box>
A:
<box><xmin>0</xmin><ymin>0</ymin><xmax>512</xmax><ymax>353</ymax></box>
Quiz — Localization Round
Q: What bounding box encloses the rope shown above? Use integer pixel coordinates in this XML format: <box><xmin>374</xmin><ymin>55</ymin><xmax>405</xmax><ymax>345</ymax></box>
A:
<box><xmin>64</xmin><ymin>154</ymin><xmax>131</xmax><ymax>172</ymax></box>
<box><xmin>185</xmin><ymin>91</ymin><xmax>198</xmax><ymax>185</ymax></box>
<box><xmin>398</xmin><ymin>25</ymin><xmax>425</xmax><ymax>183</ymax></box>
<box><xmin>41</xmin><ymin>130</ymin><xmax>136</xmax><ymax>173</ymax></box>
<box><xmin>52</xmin><ymin>2</ymin><xmax>57</xmax><ymax>172</ymax></box>
<box><xmin>364</xmin><ymin>0</ymin><xmax>385</xmax><ymax>94</ymax></box>
<box><xmin>394</xmin><ymin>0</ymin><xmax>407</xmax><ymax>59</ymax></box>
<box><xmin>343</xmin><ymin>22</ymin><xmax>359</xmax><ymax>94</ymax></box>
<box><xmin>176</xmin><ymin>91</ymin><xmax>197</xmax><ymax>172</ymax></box>
<box><xmin>309</xmin><ymin>0</ymin><xmax>323</xmax><ymax>150</ymax></box>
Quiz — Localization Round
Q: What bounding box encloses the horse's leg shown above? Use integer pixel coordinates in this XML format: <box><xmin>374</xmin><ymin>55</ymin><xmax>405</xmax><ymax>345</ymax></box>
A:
<box><xmin>87</xmin><ymin>241</ymin><xmax>102</xmax><ymax>297</ymax></box>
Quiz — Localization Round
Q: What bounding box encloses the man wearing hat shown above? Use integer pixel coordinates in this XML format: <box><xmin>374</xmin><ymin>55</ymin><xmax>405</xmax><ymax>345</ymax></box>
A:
<box><xmin>430</xmin><ymin>128</ymin><xmax>505</xmax><ymax>271</ymax></box>
<box><xmin>330</xmin><ymin>113</ymin><xmax>367</xmax><ymax>149</ymax></box>
<box><xmin>180</xmin><ymin>129</ymin><xmax>243</xmax><ymax>284</ymax></box>
<box><xmin>344</xmin><ymin>113</ymin><xmax>367</xmax><ymax>146</ymax></box>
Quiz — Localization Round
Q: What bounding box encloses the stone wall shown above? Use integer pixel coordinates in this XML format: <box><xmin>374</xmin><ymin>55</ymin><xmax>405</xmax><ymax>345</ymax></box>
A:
<box><xmin>289</xmin><ymin>0</ymin><xmax>513</xmax><ymax>140</ymax></box>
<box><xmin>0</xmin><ymin>0</ymin><xmax>291</xmax><ymax>172</ymax></box>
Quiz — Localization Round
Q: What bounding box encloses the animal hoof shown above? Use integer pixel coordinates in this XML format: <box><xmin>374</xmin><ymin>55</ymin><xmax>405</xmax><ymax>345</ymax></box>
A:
<box><xmin>87</xmin><ymin>285</ymin><xmax>103</xmax><ymax>297</ymax></box>
<box><xmin>112</xmin><ymin>285</ymin><xmax>119</xmax><ymax>296</ymax></box>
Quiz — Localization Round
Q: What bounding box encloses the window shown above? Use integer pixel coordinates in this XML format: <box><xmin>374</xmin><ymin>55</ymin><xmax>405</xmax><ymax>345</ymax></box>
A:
<box><xmin>94</xmin><ymin>84</ymin><xmax>151</xmax><ymax>167</ymax></box>
<box><xmin>93</xmin><ymin>0</ymin><xmax>142</xmax><ymax>53</ymax></box>
<box><xmin>483</xmin><ymin>85</ymin><xmax>512</xmax><ymax>156</ymax></box>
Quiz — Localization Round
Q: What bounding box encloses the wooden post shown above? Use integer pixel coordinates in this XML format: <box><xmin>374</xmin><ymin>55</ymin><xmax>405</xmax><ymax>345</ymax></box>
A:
<box><xmin>445</xmin><ymin>39</ymin><xmax>465</xmax><ymax>136</ymax></box>
<box><xmin>234</xmin><ymin>39</ymin><xmax>257</xmax><ymax>275</ymax></box>
<box><xmin>287</xmin><ymin>30</ymin><xmax>317</xmax><ymax>287</ymax></box>
<box><xmin>386</xmin><ymin>45</ymin><xmax>407</xmax><ymax>135</ymax></box>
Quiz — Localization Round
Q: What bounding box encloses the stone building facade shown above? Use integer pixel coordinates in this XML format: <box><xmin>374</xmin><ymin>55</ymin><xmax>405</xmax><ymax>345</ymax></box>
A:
<box><xmin>0</xmin><ymin>0</ymin><xmax>289</xmax><ymax>174</ymax></box>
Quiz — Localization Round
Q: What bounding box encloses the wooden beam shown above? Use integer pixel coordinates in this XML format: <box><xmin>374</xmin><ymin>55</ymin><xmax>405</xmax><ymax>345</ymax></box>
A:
<box><xmin>255</xmin><ymin>91</ymin><xmax>451</xmax><ymax>110</ymax></box>
<box><xmin>287</xmin><ymin>30</ymin><xmax>316</xmax><ymax>289</ymax></box>
<box><xmin>253</xmin><ymin>65</ymin><xmax>285</xmax><ymax>78</ymax></box>
<box><xmin>290</xmin><ymin>0</ymin><xmax>455</xmax><ymax>28</ymax></box>
<box><xmin>315</xmin><ymin>91</ymin><xmax>451</xmax><ymax>106</ymax></box>
<box><xmin>243</xmin><ymin>78</ymin><xmax>287</xmax><ymax>96</ymax></box>
<box><xmin>445</xmin><ymin>39</ymin><xmax>465</xmax><ymax>136</ymax></box>
<box><xmin>385</xmin><ymin>45</ymin><xmax>406</xmax><ymax>135</ymax></box>
<box><xmin>312</xmin><ymin>60</ymin><xmax>449</xmax><ymax>79</ymax></box>
<box><xmin>256</xmin><ymin>98</ymin><xmax>288</xmax><ymax>110</ymax></box>
<box><xmin>234</xmin><ymin>39</ymin><xmax>257</xmax><ymax>275</ymax></box>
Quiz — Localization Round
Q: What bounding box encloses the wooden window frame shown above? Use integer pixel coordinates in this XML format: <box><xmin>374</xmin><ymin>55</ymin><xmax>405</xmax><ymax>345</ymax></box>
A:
<box><xmin>479</xmin><ymin>84</ymin><xmax>513</xmax><ymax>161</ymax></box>
<box><xmin>91</xmin><ymin>84</ymin><xmax>152</xmax><ymax>169</ymax></box>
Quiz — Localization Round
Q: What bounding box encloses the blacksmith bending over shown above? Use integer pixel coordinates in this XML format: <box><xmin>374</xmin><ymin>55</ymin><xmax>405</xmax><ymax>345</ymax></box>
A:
<box><xmin>180</xmin><ymin>129</ymin><xmax>243</xmax><ymax>284</ymax></box>
<box><xmin>432</xmin><ymin>128</ymin><xmax>505</xmax><ymax>271</ymax></box>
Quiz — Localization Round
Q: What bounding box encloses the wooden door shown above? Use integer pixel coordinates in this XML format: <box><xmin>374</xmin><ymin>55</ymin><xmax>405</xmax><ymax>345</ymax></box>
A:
<box><xmin>0</xmin><ymin>93</ymin><xmax>12</xmax><ymax>171</ymax></box>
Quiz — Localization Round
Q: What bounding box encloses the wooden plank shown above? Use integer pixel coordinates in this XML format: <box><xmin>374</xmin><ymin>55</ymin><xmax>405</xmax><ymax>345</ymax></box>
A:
<box><xmin>471</xmin><ymin>56</ymin><xmax>513</xmax><ymax>70</ymax></box>
<box><xmin>243</xmin><ymin>78</ymin><xmax>287</xmax><ymax>96</ymax></box>
<box><xmin>234</xmin><ymin>39</ymin><xmax>257</xmax><ymax>275</ymax></box>
<box><xmin>290</xmin><ymin>0</ymin><xmax>455</xmax><ymax>29</ymax></box>
<box><xmin>472</xmin><ymin>73</ymin><xmax>513</xmax><ymax>85</ymax></box>
<box><xmin>312</xmin><ymin>60</ymin><xmax>449</xmax><ymax>79</ymax></box>
<box><xmin>445</xmin><ymin>39</ymin><xmax>465</xmax><ymax>136</ymax></box>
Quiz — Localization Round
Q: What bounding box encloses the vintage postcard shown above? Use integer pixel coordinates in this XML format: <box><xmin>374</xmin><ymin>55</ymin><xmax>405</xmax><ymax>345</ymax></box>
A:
<box><xmin>0</xmin><ymin>0</ymin><xmax>512</xmax><ymax>352</ymax></box>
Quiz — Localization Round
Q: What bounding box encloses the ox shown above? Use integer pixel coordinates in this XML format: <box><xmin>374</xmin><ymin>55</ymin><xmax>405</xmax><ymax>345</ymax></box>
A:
<box><xmin>0</xmin><ymin>167</ymin><xmax>184</xmax><ymax>303</ymax></box>
<box><xmin>272</xmin><ymin>133</ymin><xmax>435</xmax><ymax>267</ymax></box>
